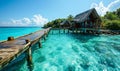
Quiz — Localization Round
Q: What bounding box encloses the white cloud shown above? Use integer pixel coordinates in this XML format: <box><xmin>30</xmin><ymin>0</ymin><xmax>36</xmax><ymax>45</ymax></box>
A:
<box><xmin>23</xmin><ymin>18</ymin><xmax>31</xmax><ymax>24</ymax></box>
<box><xmin>11</xmin><ymin>19</ymin><xmax>24</xmax><ymax>26</ymax></box>
<box><xmin>108</xmin><ymin>0</ymin><xmax>120</xmax><ymax>9</ymax></box>
<box><xmin>32</xmin><ymin>14</ymin><xmax>48</xmax><ymax>26</ymax></box>
<box><xmin>3</xmin><ymin>14</ymin><xmax>48</xmax><ymax>27</ymax></box>
<box><xmin>0</xmin><ymin>21</ymin><xmax>11</xmax><ymax>26</ymax></box>
<box><xmin>91</xmin><ymin>0</ymin><xmax>120</xmax><ymax>16</ymax></box>
<box><xmin>11</xmin><ymin>18</ymin><xmax>31</xmax><ymax>26</ymax></box>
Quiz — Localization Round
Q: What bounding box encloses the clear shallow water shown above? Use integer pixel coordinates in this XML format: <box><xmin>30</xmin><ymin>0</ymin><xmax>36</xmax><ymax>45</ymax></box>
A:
<box><xmin>1</xmin><ymin>30</ymin><xmax>120</xmax><ymax>71</ymax></box>
<box><xmin>0</xmin><ymin>27</ymin><xmax>42</xmax><ymax>41</ymax></box>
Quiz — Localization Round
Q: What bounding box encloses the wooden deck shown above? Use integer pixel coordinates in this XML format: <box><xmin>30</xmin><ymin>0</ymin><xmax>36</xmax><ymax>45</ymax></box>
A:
<box><xmin>0</xmin><ymin>27</ymin><xmax>51</xmax><ymax>70</ymax></box>
<box><xmin>51</xmin><ymin>28</ymin><xmax>120</xmax><ymax>35</ymax></box>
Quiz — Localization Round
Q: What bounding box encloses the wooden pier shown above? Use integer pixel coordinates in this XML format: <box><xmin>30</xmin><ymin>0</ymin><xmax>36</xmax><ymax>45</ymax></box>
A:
<box><xmin>51</xmin><ymin>28</ymin><xmax>120</xmax><ymax>35</ymax></box>
<box><xmin>0</xmin><ymin>27</ymin><xmax>51</xmax><ymax>70</ymax></box>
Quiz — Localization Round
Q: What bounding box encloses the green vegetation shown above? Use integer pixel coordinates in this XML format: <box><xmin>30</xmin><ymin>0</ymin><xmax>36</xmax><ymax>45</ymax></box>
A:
<box><xmin>104</xmin><ymin>20</ymin><xmax>120</xmax><ymax>30</ymax></box>
<box><xmin>43</xmin><ymin>18</ymin><xmax>65</xmax><ymax>28</ymax></box>
<box><xmin>44</xmin><ymin>8</ymin><xmax>120</xmax><ymax>30</ymax></box>
<box><xmin>43</xmin><ymin>15</ymin><xmax>73</xmax><ymax>28</ymax></box>
<box><xmin>102</xmin><ymin>8</ymin><xmax>120</xmax><ymax>30</ymax></box>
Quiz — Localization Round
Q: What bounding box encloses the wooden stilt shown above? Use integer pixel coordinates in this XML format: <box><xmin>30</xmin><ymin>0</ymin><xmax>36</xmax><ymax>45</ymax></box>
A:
<box><xmin>64</xmin><ymin>29</ymin><xmax>65</xmax><ymax>33</ymax></box>
<box><xmin>59</xmin><ymin>29</ymin><xmax>60</xmax><ymax>33</ymax></box>
<box><xmin>43</xmin><ymin>35</ymin><xmax>46</xmax><ymax>40</ymax></box>
<box><xmin>46</xmin><ymin>31</ymin><xmax>48</xmax><ymax>37</ymax></box>
<box><xmin>44</xmin><ymin>31</ymin><xmax>46</xmax><ymax>35</ymax></box>
<box><xmin>68</xmin><ymin>29</ymin><xmax>69</xmax><ymax>33</ymax></box>
<box><xmin>38</xmin><ymin>41</ymin><xmax>41</xmax><ymax>48</ymax></box>
<box><xmin>46</xmin><ymin>34</ymin><xmax>48</xmax><ymax>37</ymax></box>
<box><xmin>75</xmin><ymin>29</ymin><xmax>77</xmax><ymax>33</ymax></box>
<box><xmin>26</xmin><ymin>47</ymin><xmax>33</xmax><ymax>71</ymax></box>
<box><xmin>44</xmin><ymin>31</ymin><xmax>46</xmax><ymax>40</ymax></box>
<box><xmin>52</xmin><ymin>30</ymin><xmax>53</xmax><ymax>34</ymax></box>
<box><xmin>73</xmin><ymin>29</ymin><xmax>74</xmax><ymax>33</ymax></box>
<box><xmin>25</xmin><ymin>39</ymin><xmax>33</xmax><ymax>71</ymax></box>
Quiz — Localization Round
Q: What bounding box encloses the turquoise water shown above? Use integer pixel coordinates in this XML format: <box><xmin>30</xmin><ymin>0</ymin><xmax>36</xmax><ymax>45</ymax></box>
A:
<box><xmin>1</xmin><ymin>30</ymin><xmax>120</xmax><ymax>71</ymax></box>
<box><xmin>0</xmin><ymin>27</ymin><xmax>42</xmax><ymax>41</ymax></box>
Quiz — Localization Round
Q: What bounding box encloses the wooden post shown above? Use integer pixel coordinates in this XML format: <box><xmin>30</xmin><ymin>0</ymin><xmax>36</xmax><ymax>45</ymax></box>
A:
<box><xmin>46</xmin><ymin>31</ymin><xmax>48</xmax><ymax>37</ymax></box>
<box><xmin>64</xmin><ymin>28</ymin><xmax>65</xmax><ymax>33</ymax></box>
<box><xmin>83</xmin><ymin>22</ymin><xmax>85</xmax><ymax>34</ymax></box>
<box><xmin>68</xmin><ymin>29</ymin><xmax>69</xmax><ymax>33</ymax></box>
<box><xmin>59</xmin><ymin>26</ymin><xmax>61</xmax><ymax>34</ymax></box>
<box><xmin>38</xmin><ymin>40</ymin><xmax>41</xmax><ymax>48</ymax></box>
<box><xmin>25</xmin><ymin>39</ymin><xmax>33</xmax><ymax>71</ymax></box>
<box><xmin>44</xmin><ymin>31</ymin><xmax>46</xmax><ymax>35</ymax></box>
<box><xmin>44</xmin><ymin>31</ymin><xmax>46</xmax><ymax>40</ymax></box>
<box><xmin>43</xmin><ymin>36</ymin><xmax>46</xmax><ymax>40</ymax></box>
<box><xmin>59</xmin><ymin>29</ymin><xmax>60</xmax><ymax>33</ymax></box>
<box><xmin>52</xmin><ymin>30</ymin><xmax>53</xmax><ymax>34</ymax></box>
<box><xmin>7</xmin><ymin>36</ymin><xmax>14</xmax><ymax>41</ymax></box>
<box><xmin>76</xmin><ymin>29</ymin><xmax>78</xmax><ymax>33</ymax></box>
<box><xmin>73</xmin><ymin>28</ymin><xmax>74</xmax><ymax>33</ymax></box>
<box><xmin>46</xmin><ymin>34</ymin><xmax>48</xmax><ymax>37</ymax></box>
<box><xmin>85</xmin><ymin>21</ymin><xmax>87</xmax><ymax>33</ymax></box>
<box><xmin>98</xmin><ymin>20</ymin><xmax>100</xmax><ymax>34</ymax></box>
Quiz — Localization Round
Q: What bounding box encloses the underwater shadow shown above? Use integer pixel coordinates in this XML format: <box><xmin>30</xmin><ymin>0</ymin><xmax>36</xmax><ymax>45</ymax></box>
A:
<box><xmin>69</xmin><ymin>33</ymin><xmax>99</xmax><ymax>43</ymax></box>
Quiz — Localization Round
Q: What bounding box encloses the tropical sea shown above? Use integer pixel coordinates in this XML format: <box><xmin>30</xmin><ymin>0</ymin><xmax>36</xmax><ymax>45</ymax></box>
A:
<box><xmin>0</xmin><ymin>29</ymin><xmax>120</xmax><ymax>71</ymax></box>
<box><xmin>0</xmin><ymin>27</ymin><xmax>42</xmax><ymax>41</ymax></box>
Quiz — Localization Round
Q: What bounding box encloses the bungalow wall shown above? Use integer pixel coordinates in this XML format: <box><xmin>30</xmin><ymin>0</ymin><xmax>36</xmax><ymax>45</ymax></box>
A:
<box><xmin>74</xmin><ymin>18</ymin><xmax>100</xmax><ymax>29</ymax></box>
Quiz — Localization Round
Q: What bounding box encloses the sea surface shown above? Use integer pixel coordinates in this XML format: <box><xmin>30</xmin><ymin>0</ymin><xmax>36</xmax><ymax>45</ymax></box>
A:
<box><xmin>1</xmin><ymin>29</ymin><xmax>120</xmax><ymax>71</ymax></box>
<box><xmin>0</xmin><ymin>27</ymin><xmax>42</xmax><ymax>41</ymax></box>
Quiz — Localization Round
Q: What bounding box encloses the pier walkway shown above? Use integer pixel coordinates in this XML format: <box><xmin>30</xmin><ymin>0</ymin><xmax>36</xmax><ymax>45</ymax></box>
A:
<box><xmin>0</xmin><ymin>27</ymin><xmax>51</xmax><ymax>70</ymax></box>
<box><xmin>51</xmin><ymin>28</ymin><xmax>120</xmax><ymax>35</ymax></box>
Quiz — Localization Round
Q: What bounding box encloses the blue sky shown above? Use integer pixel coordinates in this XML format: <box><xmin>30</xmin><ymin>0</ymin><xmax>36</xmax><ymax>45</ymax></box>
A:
<box><xmin>0</xmin><ymin>0</ymin><xmax>120</xmax><ymax>27</ymax></box>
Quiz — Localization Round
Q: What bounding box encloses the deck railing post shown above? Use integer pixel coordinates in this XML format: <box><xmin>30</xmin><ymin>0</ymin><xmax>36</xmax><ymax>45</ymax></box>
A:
<box><xmin>25</xmin><ymin>39</ymin><xmax>33</xmax><ymax>71</ymax></box>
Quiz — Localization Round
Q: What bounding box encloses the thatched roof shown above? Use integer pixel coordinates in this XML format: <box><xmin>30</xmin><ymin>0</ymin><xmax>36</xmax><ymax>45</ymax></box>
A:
<box><xmin>60</xmin><ymin>20</ymin><xmax>71</xmax><ymax>25</ymax></box>
<box><xmin>73</xmin><ymin>8</ymin><xmax>101</xmax><ymax>23</ymax></box>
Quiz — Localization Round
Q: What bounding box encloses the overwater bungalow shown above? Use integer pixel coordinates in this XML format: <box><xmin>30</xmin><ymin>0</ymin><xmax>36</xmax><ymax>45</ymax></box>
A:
<box><xmin>60</xmin><ymin>20</ymin><xmax>71</xmax><ymax>28</ymax></box>
<box><xmin>57</xmin><ymin>8</ymin><xmax>119</xmax><ymax>34</ymax></box>
<box><xmin>72</xmin><ymin>8</ymin><xmax>102</xmax><ymax>33</ymax></box>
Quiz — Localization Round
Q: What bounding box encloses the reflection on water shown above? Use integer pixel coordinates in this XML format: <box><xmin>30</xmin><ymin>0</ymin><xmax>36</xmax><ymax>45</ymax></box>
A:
<box><xmin>1</xmin><ymin>30</ymin><xmax>120</xmax><ymax>71</ymax></box>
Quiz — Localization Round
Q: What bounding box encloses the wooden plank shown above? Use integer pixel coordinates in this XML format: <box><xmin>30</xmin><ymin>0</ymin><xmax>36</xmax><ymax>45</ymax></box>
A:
<box><xmin>0</xmin><ymin>27</ymin><xmax>51</xmax><ymax>70</ymax></box>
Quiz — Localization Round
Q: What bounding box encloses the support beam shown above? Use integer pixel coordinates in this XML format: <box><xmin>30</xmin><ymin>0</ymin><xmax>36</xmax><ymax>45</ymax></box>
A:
<box><xmin>84</xmin><ymin>21</ymin><xmax>87</xmax><ymax>33</ymax></box>
<box><xmin>26</xmin><ymin>47</ymin><xmax>33</xmax><ymax>71</ymax></box>
<box><xmin>25</xmin><ymin>39</ymin><xmax>33</xmax><ymax>71</ymax></box>
<box><xmin>59</xmin><ymin>26</ymin><xmax>61</xmax><ymax>34</ymax></box>
<box><xmin>59</xmin><ymin>29</ymin><xmax>60</xmax><ymax>33</ymax></box>
<box><xmin>76</xmin><ymin>29</ymin><xmax>78</xmax><ymax>33</ymax></box>
<box><xmin>52</xmin><ymin>30</ymin><xmax>53</xmax><ymax>34</ymax></box>
<box><xmin>68</xmin><ymin>29</ymin><xmax>69</xmax><ymax>33</ymax></box>
<box><xmin>38</xmin><ymin>40</ymin><xmax>41</xmax><ymax>48</ymax></box>
<box><xmin>46</xmin><ymin>31</ymin><xmax>48</xmax><ymax>37</ymax></box>
<box><xmin>43</xmin><ymin>36</ymin><xmax>46</xmax><ymax>40</ymax></box>
<box><xmin>64</xmin><ymin>28</ymin><xmax>65</xmax><ymax>33</ymax></box>
<box><xmin>44</xmin><ymin>31</ymin><xmax>46</xmax><ymax>40</ymax></box>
